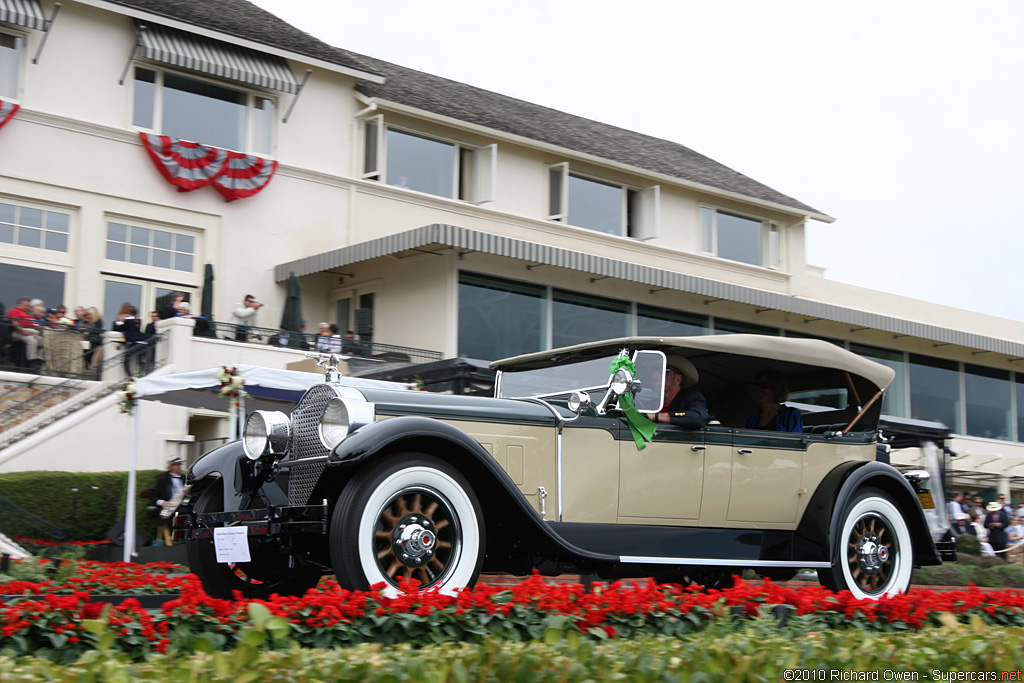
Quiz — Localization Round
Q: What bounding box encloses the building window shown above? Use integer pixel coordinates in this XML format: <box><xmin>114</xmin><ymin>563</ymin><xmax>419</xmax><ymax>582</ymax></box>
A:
<box><xmin>637</xmin><ymin>305</ymin><xmax>708</xmax><ymax>337</ymax></box>
<box><xmin>548</xmin><ymin>163</ymin><xmax>658</xmax><ymax>239</ymax></box>
<box><xmin>0</xmin><ymin>263</ymin><xmax>64</xmax><ymax>308</ymax></box>
<box><xmin>362</xmin><ymin>117</ymin><xmax>496</xmax><ymax>203</ymax></box>
<box><xmin>909</xmin><ymin>354</ymin><xmax>961</xmax><ymax>433</ymax></box>
<box><xmin>701</xmin><ymin>207</ymin><xmax>778</xmax><ymax>268</ymax></box>
<box><xmin>851</xmin><ymin>344</ymin><xmax>907</xmax><ymax>418</ymax></box>
<box><xmin>964</xmin><ymin>364</ymin><xmax>1011</xmax><ymax>441</ymax></box>
<box><xmin>458</xmin><ymin>272</ymin><xmax>546</xmax><ymax>360</ymax></box>
<box><xmin>551</xmin><ymin>290</ymin><xmax>630</xmax><ymax>348</ymax></box>
<box><xmin>133</xmin><ymin>67</ymin><xmax>274</xmax><ymax>154</ymax></box>
<box><xmin>0</xmin><ymin>201</ymin><xmax>70</xmax><ymax>252</ymax></box>
<box><xmin>713</xmin><ymin>318</ymin><xmax>780</xmax><ymax>336</ymax></box>
<box><xmin>106</xmin><ymin>221</ymin><xmax>195</xmax><ymax>273</ymax></box>
<box><xmin>0</xmin><ymin>31</ymin><xmax>21</xmax><ymax>99</ymax></box>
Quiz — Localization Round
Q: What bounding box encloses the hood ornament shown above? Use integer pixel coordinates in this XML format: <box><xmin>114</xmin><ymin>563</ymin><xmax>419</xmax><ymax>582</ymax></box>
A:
<box><xmin>306</xmin><ymin>353</ymin><xmax>343</xmax><ymax>383</ymax></box>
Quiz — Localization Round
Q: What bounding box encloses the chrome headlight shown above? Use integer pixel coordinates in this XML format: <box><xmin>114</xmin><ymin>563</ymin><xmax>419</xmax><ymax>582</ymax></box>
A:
<box><xmin>610</xmin><ymin>368</ymin><xmax>633</xmax><ymax>395</ymax></box>
<box><xmin>319</xmin><ymin>397</ymin><xmax>374</xmax><ymax>450</ymax></box>
<box><xmin>243</xmin><ymin>410</ymin><xmax>291</xmax><ymax>460</ymax></box>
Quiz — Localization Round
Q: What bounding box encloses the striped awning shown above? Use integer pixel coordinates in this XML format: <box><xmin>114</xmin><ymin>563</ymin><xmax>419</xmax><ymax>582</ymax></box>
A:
<box><xmin>137</xmin><ymin>24</ymin><xmax>299</xmax><ymax>94</ymax></box>
<box><xmin>275</xmin><ymin>223</ymin><xmax>1024</xmax><ymax>359</ymax></box>
<box><xmin>0</xmin><ymin>0</ymin><xmax>46</xmax><ymax>30</ymax></box>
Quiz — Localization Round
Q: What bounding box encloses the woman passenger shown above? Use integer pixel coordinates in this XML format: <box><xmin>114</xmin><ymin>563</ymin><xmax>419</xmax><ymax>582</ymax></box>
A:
<box><xmin>747</xmin><ymin>368</ymin><xmax>803</xmax><ymax>432</ymax></box>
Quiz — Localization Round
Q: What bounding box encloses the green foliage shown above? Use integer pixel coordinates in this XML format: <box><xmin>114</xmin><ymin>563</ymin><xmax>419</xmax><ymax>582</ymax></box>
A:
<box><xmin>956</xmin><ymin>532</ymin><xmax>982</xmax><ymax>556</ymax></box>
<box><xmin>0</xmin><ymin>470</ymin><xmax>162</xmax><ymax>542</ymax></box>
<box><xmin>2</xmin><ymin>626</ymin><xmax>1024</xmax><ymax>681</ymax></box>
<box><xmin>0</xmin><ymin>557</ymin><xmax>78</xmax><ymax>584</ymax></box>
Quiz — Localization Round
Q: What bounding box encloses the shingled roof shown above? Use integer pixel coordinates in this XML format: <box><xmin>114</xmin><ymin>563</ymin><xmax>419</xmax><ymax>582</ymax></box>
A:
<box><xmin>108</xmin><ymin>0</ymin><xmax>825</xmax><ymax>217</ymax></box>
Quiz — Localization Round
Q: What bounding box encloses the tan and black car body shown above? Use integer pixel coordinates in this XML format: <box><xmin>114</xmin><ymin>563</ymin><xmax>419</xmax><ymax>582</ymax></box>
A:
<box><xmin>176</xmin><ymin>335</ymin><xmax>955</xmax><ymax>600</ymax></box>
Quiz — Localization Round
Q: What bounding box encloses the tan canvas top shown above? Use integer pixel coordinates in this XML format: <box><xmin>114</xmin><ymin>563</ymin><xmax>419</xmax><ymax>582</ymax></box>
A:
<box><xmin>492</xmin><ymin>335</ymin><xmax>896</xmax><ymax>392</ymax></box>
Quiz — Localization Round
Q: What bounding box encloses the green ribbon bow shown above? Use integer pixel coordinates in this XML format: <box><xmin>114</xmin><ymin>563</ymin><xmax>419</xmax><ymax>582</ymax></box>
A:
<box><xmin>609</xmin><ymin>356</ymin><xmax>657</xmax><ymax>450</ymax></box>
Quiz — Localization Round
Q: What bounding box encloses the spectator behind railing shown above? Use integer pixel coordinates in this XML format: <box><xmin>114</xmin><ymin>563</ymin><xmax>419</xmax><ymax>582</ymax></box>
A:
<box><xmin>80</xmin><ymin>307</ymin><xmax>104</xmax><ymax>370</ymax></box>
<box><xmin>7</xmin><ymin>297</ymin><xmax>42</xmax><ymax>370</ymax></box>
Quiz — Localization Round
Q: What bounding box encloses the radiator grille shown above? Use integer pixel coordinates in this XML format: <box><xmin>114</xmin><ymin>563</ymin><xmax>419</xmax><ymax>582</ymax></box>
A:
<box><xmin>286</xmin><ymin>384</ymin><xmax>336</xmax><ymax>505</ymax></box>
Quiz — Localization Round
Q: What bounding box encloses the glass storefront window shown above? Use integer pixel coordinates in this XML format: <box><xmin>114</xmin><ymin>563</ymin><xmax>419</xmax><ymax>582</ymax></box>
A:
<box><xmin>851</xmin><ymin>344</ymin><xmax>906</xmax><ymax>418</ymax></box>
<box><xmin>458</xmin><ymin>273</ymin><xmax>546</xmax><ymax>361</ymax></box>
<box><xmin>551</xmin><ymin>290</ymin><xmax>630</xmax><ymax>348</ymax></box>
<box><xmin>909</xmin><ymin>354</ymin><xmax>961</xmax><ymax>432</ymax></box>
<box><xmin>637</xmin><ymin>305</ymin><xmax>708</xmax><ymax>337</ymax></box>
<box><xmin>964</xmin><ymin>364</ymin><xmax>1011</xmax><ymax>440</ymax></box>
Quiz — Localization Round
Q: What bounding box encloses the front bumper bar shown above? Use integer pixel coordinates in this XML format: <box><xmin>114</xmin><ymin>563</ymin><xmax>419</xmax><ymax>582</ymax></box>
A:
<box><xmin>934</xmin><ymin>537</ymin><xmax>958</xmax><ymax>563</ymax></box>
<box><xmin>172</xmin><ymin>503</ymin><xmax>328</xmax><ymax>543</ymax></box>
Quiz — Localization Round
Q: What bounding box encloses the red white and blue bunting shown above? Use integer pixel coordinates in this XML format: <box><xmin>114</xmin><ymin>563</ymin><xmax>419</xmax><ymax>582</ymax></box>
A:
<box><xmin>139</xmin><ymin>133</ymin><xmax>278</xmax><ymax>201</ymax></box>
<box><xmin>0</xmin><ymin>100</ymin><xmax>20</xmax><ymax>132</ymax></box>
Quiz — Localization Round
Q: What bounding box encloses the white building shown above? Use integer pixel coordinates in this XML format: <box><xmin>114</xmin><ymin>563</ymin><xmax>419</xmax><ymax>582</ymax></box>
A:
<box><xmin>1</xmin><ymin>0</ymin><xmax>1023</xmax><ymax>500</ymax></box>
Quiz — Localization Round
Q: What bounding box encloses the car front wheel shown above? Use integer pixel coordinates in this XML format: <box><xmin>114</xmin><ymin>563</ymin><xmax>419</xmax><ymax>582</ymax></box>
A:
<box><xmin>818</xmin><ymin>487</ymin><xmax>913</xmax><ymax>599</ymax></box>
<box><xmin>330</xmin><ymin>453</ymin><xmax>485</xmax><ymax>597</ymax></box>
<box><xmin>186</xmin><ymin>485</ymin><xmax>322</xmax><ymax>599</ymax></box>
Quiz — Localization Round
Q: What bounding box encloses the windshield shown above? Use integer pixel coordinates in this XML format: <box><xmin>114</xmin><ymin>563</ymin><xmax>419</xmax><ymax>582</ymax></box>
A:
<box><xmin>496</xmin><ymin>356</ymin><xmax>616</xmax><ymax>399</ymax></box>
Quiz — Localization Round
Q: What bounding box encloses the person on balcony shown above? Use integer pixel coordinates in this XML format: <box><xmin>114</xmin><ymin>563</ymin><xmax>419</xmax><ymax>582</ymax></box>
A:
<box><xmin>230</xmin><ymin>294</ymin><xmax>261</xmax><ymax>342</ymax></box>
<box><xmin>7</xmin><ymin>297</ymin><xmax>41</xmax><ymax>369</ymax></box>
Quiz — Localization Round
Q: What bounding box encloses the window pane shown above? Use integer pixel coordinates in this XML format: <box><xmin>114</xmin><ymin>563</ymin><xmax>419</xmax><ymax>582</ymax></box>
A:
<box><xmin>909</xmin><ymin>354</ymin><xmax>961</xmax><ymax>432</ymax></box>
<box><xmin>17</xmin><ymin>227</ymin><xmax>41</xmax><ymax>248</ymax></box>
<box><xmin>0</xmin><ymin>263</ymin><xmax>64</xmax><ymax>307</ymax></box>
<box><xmin>548</xmin><ymin>166</ymin><xmax>563</xmax><ymax>217</ymax></box>
<box><xmin>363</xmin><ymin>120</ymin><xmax>378</xmax><ymax>175</ymax></box>
<box><xmin>20</xmin><ymin>207</ymin><xmax>42</xmax><ymax>228</ymax></box>
<box><xmin>385</xmin><ymin>128</ymin><xmax>455</xmax><ymax>198</ymax></box>
<box><xmin>0</xmin><ymin>32</ymin><xmax>20</xmax><ymax>100</ymax></box>
<box><xmin>0</xmin><ymin>203</ymin><xmax>14</xmax><ymax>223</ymax></box>
<box><xmin>46</xmin><ymin>211</ymin><xmax>69</xmax><ymax>232</ymax></box>
<box><xmin>108</xmin><ymin>222</ymin><xmax>127</xmax><ymax>242</ymax></box>
<box><xmin>1016</xmin><ymin>376</ymin><xmax>1024</xmax><ymax>443</ymax></box>
<box><xmin>133</xmin><ymin>67</ymin><xmax>156</xmax><ymax>129</ymax></box>
<box><xmin>106</xmin><ymin>241</ymin><xmax>126</xmax><ymax>261</ymax></box>
<box><xmin>700</xmin><ymin>207</ymin><xmax>714</xmax><ymax>252</ymax></box>
<box><xmin>964</xmin><ymin>364</ymin><xmax>1011</xmax><ymax>440</ymax></box>
<box><xmin>152</xmin><ymin>230</ymin><xmax>173</xmax><ymax>249</ymax></box>
<box><xmin>103</xmin><ymin>280</ymin><xmax>143</xmax><ymax>328</ymax></box>
<box><xmin>174</xmin><ymin>252</ymin><xmax>193</xmax><ymax>272</ymax></box>
<box><xmin>714</xmin><ymin>319</ymin><xmax>779</xmax><ymax>336</ymax></box>
<box><xmin>567</xmin><ymin>174</ymin><xmax>622</xmax><ymax>235</ymax></box>
<box><xmin>458</xmin><ymin>272</ymin><xmax>545</xmax><ymax>360</ymax></box>
<box><xmin>637</xmin><ymin>305</ymin><xmax>709</xmax><ymax>337</ymax></box>
<box><xmin>252</xmin><ymin>97</ymin><xmax>274</xmax><ymax>155</ymax></box>
<box><xmin>0</xmin><ymin>223</ymin><xmax>13</xmax><ymax>242</ymax></box>
<box><xmin>716</xmin><ymin>211</ymin><xmax>763</xmax><ymax>265</ymax></box>
<box><xmin>551</xmin><ymin>290</ymin><xmax>630</xmax><ymax>348</ymax></box>
<box><xmin>152</xmin><ymin>249</ymin><xmax>172</xmax><ymax>269</ymax></box>
<box><xmin>130</xmin><ymin>226</ymin><xmax>150</xmax><ymax>245</ymax></box>
<box><xmin>44</xmin><ymin>232</ymin><xmax>68</xmax><ymax>252</ymax></box>
<box><xmin>851</xmin><ymin>343</ymin><xmax>906</xmax><ymax>418</ymax></box>
<box><xmin>175</xmin><ymin>233</ymin><xmax>194</xmax><ymax>253</ymax></box>
<box><xmin>162</xmin><ymin>73</ymin><xmax>246</xmax><ymax>151</ymax></box>
<box><xmin>129</xmin><ymin>245</ymin><xmax>149</xmax><ymax>265</ymax></box>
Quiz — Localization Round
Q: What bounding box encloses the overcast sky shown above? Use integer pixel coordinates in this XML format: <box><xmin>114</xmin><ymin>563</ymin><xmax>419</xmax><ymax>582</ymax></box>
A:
<box><xmin>252</xmin><ymin>0</ymin><xmax>1024</xmax><ymax>322</ymax></box>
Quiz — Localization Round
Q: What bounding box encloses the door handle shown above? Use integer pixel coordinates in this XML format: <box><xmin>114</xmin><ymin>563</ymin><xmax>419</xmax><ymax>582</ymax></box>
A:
<box><xmin>737</xmin><ymin>448</ymin><xmax>753</xmax><ymax>454</ymax></box>
<box><xmin>690</xmin><ymin>445</ymin><xmax>706</xmax><ymax>452</ymax></box>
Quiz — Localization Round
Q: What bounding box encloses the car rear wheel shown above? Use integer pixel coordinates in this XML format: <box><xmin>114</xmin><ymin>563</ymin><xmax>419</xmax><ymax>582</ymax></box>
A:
<box><xmin>818</xmin><ymin>487</ymin><xmax>913</xmax><ymax>599</ymax></box>
<box><xmin>330</xmin><ymin>454</ymin><xmax>484</xmax><ymax>597</ymax></box>
<box><xmin>186</xmin><ymin>485</ymin><xmax>322</xmax><ymax>599</ymax></box>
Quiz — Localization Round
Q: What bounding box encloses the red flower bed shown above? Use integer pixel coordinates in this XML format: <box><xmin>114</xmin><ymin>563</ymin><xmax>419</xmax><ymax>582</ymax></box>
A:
<box><xmin>2</xmin><ymin>560</ymin><xmax>187</xmax><ymax>596</ymax></box>
<box><xmin>4</xmin><ymin>568</ymin><xmax>1024</xmax><ymax>662</ymax></box>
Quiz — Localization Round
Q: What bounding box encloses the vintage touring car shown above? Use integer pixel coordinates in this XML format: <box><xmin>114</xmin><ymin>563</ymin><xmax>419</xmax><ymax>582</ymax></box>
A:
<box><xmin>175</xmin><ymin>335</ymin><xmax>954</xmax><ymax>600</ymax></box>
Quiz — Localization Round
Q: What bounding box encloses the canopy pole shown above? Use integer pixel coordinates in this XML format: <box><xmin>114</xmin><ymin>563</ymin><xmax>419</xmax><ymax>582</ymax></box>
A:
<box><xmin>123</xmin><ymin>406</ymin><xmax>141</xmax><ymax>562</ymax></box>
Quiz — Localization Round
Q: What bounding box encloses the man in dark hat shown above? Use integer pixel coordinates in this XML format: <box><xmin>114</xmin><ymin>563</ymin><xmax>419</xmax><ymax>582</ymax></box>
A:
<box><xmin>650</xmin><ymin>357</ymin><xmax>710</xmax><ymax>429</ymax></box>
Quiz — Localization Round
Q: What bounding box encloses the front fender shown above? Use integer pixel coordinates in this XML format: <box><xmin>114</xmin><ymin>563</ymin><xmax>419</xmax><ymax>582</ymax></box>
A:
<box><xmin>327</xmin><ymin>416</ymin><xmax>617</xmax><ymax>566</ymax></box>
<box><xmin>797</xmin><ymin>460</ymin><xmax>940</xmax><ymax>567</ymax></box>
<box><xmin>187</xmin><ymin>441</ymin><xmax>285</xmax><ymax>513</ymax></box>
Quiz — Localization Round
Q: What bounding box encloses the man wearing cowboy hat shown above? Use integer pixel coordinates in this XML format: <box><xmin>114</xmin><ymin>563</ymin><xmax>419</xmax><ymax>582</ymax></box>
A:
<box><xmin>650</xmin><ymin>356</ymin><xmax>710</xmax><ymax>429</ymax></box>
<box><xmin>984</xmin><ymin>500</ymin><xmax>1011</xmax><ymax>559</ymax></box>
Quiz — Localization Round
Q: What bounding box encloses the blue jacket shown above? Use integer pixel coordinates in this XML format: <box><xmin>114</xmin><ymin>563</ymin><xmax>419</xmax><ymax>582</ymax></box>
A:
<box><xmin>746</xmin><ymin>405</ymin><xmax>803</xmax><ymax>432</ymax></box>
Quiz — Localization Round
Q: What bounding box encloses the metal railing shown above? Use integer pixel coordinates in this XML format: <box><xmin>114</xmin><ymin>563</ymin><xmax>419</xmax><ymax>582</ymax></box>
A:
<box><xmin>0</xmin><ymin>494</ymin><xmax>67</xmax><ymax>541</ymax></box>
<box><xmin>202</xmin><ymin>321</ymin><xmax>442</xmax><ymax>365</ymax></box>
<box><xmin>0</xmin><ymin>331</ymin><xmax>168</xmax><ymax>448</ymax></box>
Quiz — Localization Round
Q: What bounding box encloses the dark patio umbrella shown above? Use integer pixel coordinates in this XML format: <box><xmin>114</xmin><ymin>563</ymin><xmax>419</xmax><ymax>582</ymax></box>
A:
<box><xmin>197</xmin><ymin>263</ymin><xmax>215</xmax><ymax>337</ymax></box>
<box><xmin>280</xmin><ymin>273</ymin><xmax>305</xmax><ymax>348</ymax></box>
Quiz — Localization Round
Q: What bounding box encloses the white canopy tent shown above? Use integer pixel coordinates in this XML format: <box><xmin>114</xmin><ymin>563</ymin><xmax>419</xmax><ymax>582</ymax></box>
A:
<box><xmin>121</xmin><ymin>365</ymin><xmax>408</xmax><ymax>561</ymax></box>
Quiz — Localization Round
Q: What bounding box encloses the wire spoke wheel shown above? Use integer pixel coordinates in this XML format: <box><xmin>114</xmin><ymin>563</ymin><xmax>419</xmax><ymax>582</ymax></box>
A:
<box><xmin>372</xmin><ymin>485</ymin><xmax>459</xmax><ymax>588</ymax></box>
<box><xmin>846</xmin><ymin>513</ymin><xmax>894</xmax><ymax>594</ymax></box>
